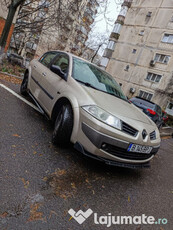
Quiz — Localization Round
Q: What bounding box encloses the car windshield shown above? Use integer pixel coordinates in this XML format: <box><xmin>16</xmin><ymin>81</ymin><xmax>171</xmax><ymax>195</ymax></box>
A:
<box><xmin>72</xmin><ymin>57</ymin><xmax>127</xmax><ymax>101</ymax></box>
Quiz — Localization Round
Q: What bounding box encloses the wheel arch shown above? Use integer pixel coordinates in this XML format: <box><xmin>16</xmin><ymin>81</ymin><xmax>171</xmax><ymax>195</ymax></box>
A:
<box><xmin>51</xmin><ymin>96</ymin><xmax>80</xmax><ymax>144</ymax></box>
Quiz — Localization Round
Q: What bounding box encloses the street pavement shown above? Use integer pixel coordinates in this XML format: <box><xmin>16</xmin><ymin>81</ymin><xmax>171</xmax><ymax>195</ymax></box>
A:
<box><xmin>0</xmin><ymin>79</ymin><xmax>173</xmax><ymax>230</ymax></box>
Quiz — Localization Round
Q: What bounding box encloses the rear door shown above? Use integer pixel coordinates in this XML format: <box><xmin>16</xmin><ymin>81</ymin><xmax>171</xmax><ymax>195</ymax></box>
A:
<box><xmin>30</xmin><ymin>51</ymin><xmax>58</xmax><ymax>107</ymax></box>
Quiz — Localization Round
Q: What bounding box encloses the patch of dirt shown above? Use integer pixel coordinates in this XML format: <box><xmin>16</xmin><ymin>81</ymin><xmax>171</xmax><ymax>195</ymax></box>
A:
<box><xmin>0</xmin><ymin>59</ymin><xmax>25</xmax><ymax>76</ymax></box>
<box><xmin>0</xmin><ymin>73</ymin><xmax>22</xmax><ymax>84</ymax></box>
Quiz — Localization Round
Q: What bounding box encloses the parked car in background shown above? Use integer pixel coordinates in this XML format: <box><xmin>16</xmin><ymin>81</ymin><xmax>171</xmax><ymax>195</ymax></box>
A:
<box><xmin>20</xmin><ymin>51</ymin><xmax>161</xmax><ymax>168</ymax></box>
<box><xmin>162</xmin><ymin>111</ymin><xmax>169</xmax><ymax>124</ymax></box>
<box><xmin>7</xmin><ymin>53</ymin><xmax>24</xmax><ymax>67</ymax></box>
<box><xmin>129</xmin><ymin>97</ymin><xmax>163</xmax><ymax>129</ymax></box>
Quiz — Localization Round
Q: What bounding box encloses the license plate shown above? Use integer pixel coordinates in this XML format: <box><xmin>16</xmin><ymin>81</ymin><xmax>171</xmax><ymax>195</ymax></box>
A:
<box><xmin>128</xmin><ymin>144</ymin><xmax>152</xmax><ymax>154</ymax></box>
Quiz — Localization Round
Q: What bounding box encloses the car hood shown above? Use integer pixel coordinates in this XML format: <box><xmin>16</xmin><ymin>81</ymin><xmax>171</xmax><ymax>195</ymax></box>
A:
<box><xmin>81</xmin><ymin>86</ymin><xmax>154</xmax><ymax>126</ymax></box>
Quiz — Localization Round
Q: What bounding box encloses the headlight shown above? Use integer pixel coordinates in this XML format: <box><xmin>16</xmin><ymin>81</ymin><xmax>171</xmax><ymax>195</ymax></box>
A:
<box><xmin>82</xmin><ymin>105</ymin><xmax>122</xmax><ymax>130</ymax></box>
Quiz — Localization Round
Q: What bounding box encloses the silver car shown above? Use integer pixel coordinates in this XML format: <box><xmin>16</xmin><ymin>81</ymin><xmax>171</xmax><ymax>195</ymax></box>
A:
<box><xmin>20</xmin><ymin>51</ymin><xmax>161</xmax><ymax>168</ymax></box>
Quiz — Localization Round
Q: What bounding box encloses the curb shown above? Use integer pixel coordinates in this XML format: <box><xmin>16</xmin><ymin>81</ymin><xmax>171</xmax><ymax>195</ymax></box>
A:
<box><xmin>0</xmin><ymin>71</ymin><xmax>23</xmax><ymax>79</ymax></box>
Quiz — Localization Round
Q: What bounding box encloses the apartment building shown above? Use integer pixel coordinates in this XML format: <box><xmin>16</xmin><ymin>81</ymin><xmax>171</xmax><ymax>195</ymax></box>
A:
<box><xmin>36</xmin><ymin>0</ymin><xmax>98</xmax><ymax>57</ymax></box>
<box><xmin>100</xmin><ymin>0</ymin><xmax>173</xmax><ymax>116</ymax></box>
<box><xmin>10</xmin><ymin>0</ymin><xmax>98</xmax><ymax>59</ymax></box>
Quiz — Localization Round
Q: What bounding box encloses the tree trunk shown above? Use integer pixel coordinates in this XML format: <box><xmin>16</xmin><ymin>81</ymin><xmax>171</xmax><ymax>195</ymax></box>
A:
<box><xmin>91</xmin><ymin>44</ymin><xmax>102</xmax><ymax>63</ymax></box>
<box><xmin>0</xmin><ymin>4</ymin><xmax>17</xmax><ymax>54</ymax></box>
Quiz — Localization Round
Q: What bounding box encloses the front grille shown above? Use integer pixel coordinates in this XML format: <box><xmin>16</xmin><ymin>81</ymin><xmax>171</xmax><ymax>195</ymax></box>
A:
<box><xmin>122</xmin><ymin>122</ymin><xmax>138</xmax><ymax>137</ymax></box>
<box><xmin>101</xmin><ymin>143</ymin><xmax>153</xmax><ymax>160</ymax></box>
<box><xmin>150</xmin><ymin>131</ymin><xmax>156</xmax><ymax>140</ymax></box>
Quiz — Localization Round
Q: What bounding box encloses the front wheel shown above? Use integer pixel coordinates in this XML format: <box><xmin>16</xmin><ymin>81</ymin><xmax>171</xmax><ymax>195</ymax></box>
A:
<box><xmin>52</xmin><ymin>104</ymin><xmax>73</xmax><ymax>146</ymax></box>
<box><xmin>20</xmin><ymin>72</ymin><xmax>28</xmax><ymax>96</ymax></box>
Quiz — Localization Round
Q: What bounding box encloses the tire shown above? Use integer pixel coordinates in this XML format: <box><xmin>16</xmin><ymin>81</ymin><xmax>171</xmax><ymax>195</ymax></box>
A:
<box><xmin>20</xmin><ymin>72</ymin><xmax>28</xmax><ymax>96</ymax></box>
<box><xmin>52</xmin><ymin>103</ymin><xmax>73</xmax><ymax>146</ymax></box>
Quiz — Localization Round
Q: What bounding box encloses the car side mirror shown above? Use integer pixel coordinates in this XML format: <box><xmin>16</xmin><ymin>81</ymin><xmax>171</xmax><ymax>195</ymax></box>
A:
<box><xmin>50</xmin><ymin>65</ymin><xmax>67</xmax><ymax>81</ymax></box>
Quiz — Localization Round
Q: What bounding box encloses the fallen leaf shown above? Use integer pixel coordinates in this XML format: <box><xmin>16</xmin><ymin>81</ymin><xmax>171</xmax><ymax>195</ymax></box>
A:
<box><xmin>0</xmin><ymin>212</ymin><xmax>8</xmax><ymax>218</ymax></box>
<box><xmin>57</xmin><ymin>169</ymin><xmax>66</xmax><ymax>176</ymax></box>
<box><xmin>27</xmin><ymin>203</ymin><xmax>44</xmax><ymax>222</ymax></box>
<box><xmin>12</xmin><ymin>134</ymin><xmax>21</xmax><ymax>138</ymax></box>
<box><xmin>71</xmin><ymin>183</ymin><xmax>76</xmax><ymax>189</ymax></box>
<box><xmin>128</xmin><ymin>196</ymin><xmax>130</xmax><ymax>202</ymax></box>
<box><xmin>85</xmin><ymin>179</ymin><xmax>89</xmax><ymax>184</ymax></box>
<box><xmin>33</xmin><ymin>151</ymin><xmax>37</xmax><ymax>155</ymax></box>
<box><xmin>42</xmin><ymin>177</ymin><xmax>48</xmax><ymax>181</ymax></box>
<box><xmin>21</xmin><ymin>178</ymin><xmax>29</xmax><ymax>189</ymax></box>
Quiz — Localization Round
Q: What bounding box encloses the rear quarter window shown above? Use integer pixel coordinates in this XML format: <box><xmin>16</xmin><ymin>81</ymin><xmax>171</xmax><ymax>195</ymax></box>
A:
<box><xmin>39</xmin><ymin>52</ymin><xmax>57</xmax><ymax>67</ymax></box>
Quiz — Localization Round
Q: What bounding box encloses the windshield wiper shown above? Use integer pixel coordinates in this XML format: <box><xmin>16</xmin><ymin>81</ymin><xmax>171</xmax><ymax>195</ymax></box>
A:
<box><xmin>75</xmin><ymin>79</ymin><xmax>128</xmax><ymax>102</ymax></box>
<box><xmin>75</xmin><ymin>79</ymin><xmax>99</xmax><ymax>90</ymax></box>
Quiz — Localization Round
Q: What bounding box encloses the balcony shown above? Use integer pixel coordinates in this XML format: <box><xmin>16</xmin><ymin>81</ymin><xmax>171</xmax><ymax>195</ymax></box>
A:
<box><xmin>122</xmin><ymin>0</ymin><xmax>132</xmax><ymax>8</ymax></box>
<box><xmin>103</xmin><ymin>48</ymin><xmax>113</xmax><ymax>58</ymax></box>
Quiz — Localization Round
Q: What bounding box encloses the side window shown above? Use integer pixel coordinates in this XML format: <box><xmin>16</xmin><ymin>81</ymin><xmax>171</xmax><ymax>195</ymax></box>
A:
<box><xmin>52</xmin><ymin>54</ymin><xmax>69</xmax><ymax>73</ymax></box>
<box><xmin>39</xmin><ymin>52</ymin><xmax>57</xmax><ymax>67</ymax></box>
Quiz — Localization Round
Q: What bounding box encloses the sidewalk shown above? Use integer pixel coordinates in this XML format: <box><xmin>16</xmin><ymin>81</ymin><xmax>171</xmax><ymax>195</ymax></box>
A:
<box><xmin>160</xmin><ymin>125</ymin><xmax>173</xmax><ymax>138</ymax></box>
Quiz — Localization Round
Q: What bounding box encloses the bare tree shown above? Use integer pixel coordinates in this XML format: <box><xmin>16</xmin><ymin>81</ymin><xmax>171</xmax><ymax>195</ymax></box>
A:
<box><xmin>84</xmin><ymin>32</ymin><xmax>109</xmax><ymax>63</ymax></box>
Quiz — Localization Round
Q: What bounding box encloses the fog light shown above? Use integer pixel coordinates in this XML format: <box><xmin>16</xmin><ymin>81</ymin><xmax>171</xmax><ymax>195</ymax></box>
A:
<box><xmin>101</xmin><ymin>143</ymin><xmax>107</xmax><ymax>150</ymax></box>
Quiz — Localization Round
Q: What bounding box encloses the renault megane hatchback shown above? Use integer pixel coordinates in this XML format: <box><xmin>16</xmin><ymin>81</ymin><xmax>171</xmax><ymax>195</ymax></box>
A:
<box><xmin>20</xmin><ymin>51</ymin><xmax>161</xmax><ymax>168</ymax></box>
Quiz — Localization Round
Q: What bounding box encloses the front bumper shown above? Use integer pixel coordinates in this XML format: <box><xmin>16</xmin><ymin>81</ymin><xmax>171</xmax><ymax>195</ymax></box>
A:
<box><xmin>75</xmin><ymin>122</ymin><xmax>160</xmax><ymax>168</ymax></box>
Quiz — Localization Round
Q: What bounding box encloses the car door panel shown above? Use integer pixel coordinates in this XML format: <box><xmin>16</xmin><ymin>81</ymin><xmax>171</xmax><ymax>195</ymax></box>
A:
<box><xmin>29</xmin><ymin>52</ymin><xmax>58</xmax><ymax>111</ymax></box>
<box><xmin>39</xmin><ymin>53</ymin><xmax>70</xmax><ymax>114</ymax></box>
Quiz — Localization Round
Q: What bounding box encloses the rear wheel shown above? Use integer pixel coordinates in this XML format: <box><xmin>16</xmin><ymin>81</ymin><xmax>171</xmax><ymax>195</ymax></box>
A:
<box><xmin>52</xmin><ymin>103</ymin><xmax>73</xmax><ymax>146</ymax></box>
<box><xmin>20</xmin><ymin>72</ymin><xmax>28</xmax><ymax>96</ymax></box>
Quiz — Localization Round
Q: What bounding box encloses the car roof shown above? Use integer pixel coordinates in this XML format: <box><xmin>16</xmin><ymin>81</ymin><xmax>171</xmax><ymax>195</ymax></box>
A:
<box><xmin>47</xmin><ymin>50</ymin><xmax>106</xmax><ymax>73</ymax></box>
<box><xmin>131</xmin><ymin>96</ymin><xmax>155</xmax><ymax>104</ymax></box>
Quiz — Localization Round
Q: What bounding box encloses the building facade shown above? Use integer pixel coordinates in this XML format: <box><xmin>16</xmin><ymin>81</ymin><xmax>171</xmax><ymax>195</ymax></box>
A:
<box><xmin>10</xmin><ymin>0</ymin><xmax>98</xmax><ymax>59</ymax></box>
<box><xmin>36</xmin><ymin>0</ymin><xmax>98</xmax><ymax>57</ymax></box>
<box><xmin>101</xmin><ymin>0</ymin><xmax>173</xmax><ymax>116</ymax></box>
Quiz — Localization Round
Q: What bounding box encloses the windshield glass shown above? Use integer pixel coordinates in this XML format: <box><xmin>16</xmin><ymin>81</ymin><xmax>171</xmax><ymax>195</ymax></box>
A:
<box><xmin>72</xmin><ymin>57</ymin><xmax>127</xmax><ymax>101</ymax></box>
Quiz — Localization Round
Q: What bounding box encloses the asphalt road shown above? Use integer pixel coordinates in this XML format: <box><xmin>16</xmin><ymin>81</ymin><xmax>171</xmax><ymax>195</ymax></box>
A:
<box><xmin>0</xmin><ymin>79</ymin><xmax>173</xmax><ymax>230</ymax></box>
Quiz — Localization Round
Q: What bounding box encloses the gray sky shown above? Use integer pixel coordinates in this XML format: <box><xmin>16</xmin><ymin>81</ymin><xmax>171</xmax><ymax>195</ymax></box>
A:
<box><xmin>94</xmin><ymin>0</ymin><xmax>123</xmax><ymax>34</ymax></box>
<box><xmin>89</xmin><ymin>0</ymin><xmax>123</xmax><ymax>55</ymax></box>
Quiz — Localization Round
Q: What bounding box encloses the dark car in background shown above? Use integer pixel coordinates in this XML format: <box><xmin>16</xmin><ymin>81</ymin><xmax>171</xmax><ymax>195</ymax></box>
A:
<box><xmin>7</xmin><ymin>53</ymin><xmax>24</xmax><ymax>67</ymax></box>
<box><xmin>130</xmin><ymin>97</ymin><xmax>163</xmax><ymax>129</ymax></box>
<box><xmin>162</xmin><ymin>111</ymin><xmax>169</xmax><ymax>124</ymax></box>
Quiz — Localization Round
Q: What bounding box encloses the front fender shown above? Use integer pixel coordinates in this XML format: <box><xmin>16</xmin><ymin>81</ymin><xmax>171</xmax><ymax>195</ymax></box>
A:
<box><xmin>52</xmin><ymin>93</ymin><xmax>80</xmax><ymax>144</ymax></box>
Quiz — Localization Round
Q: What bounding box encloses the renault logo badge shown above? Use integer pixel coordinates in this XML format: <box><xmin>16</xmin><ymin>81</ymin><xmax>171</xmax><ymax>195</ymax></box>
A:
<box><xmin>142</xmin><ymin>129</ymin><xmax>148</xmax><ymax>139</ymax></box>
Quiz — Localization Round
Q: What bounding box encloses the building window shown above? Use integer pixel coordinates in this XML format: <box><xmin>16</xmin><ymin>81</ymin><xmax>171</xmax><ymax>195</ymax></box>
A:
<box><xmin>139</xmin><ymin>90</ymin><xmax>153</xmax><ymax>101</ymax></box>
<box><xmin>107</xmin><ymin>41</ymin><xmax>116</xmax><ymax>50</ymax></box>
<box><xmin>146</xmin><ymin>72</ymin><xmax>162</xmax><ymax>83</ymax></box>
<box><xmin>113</xmin><ymin>23</ymin><xmax>122</xmax><ymax>34</ymax></box>
<box><xmin>132</xmin><ymin>49</ymin><xmax>137</xmax><ymax>54</ymax></box>
<box><xmin>162</xmin><ymin>34</ymin><xmax>173</xmax><ymax>43</ymax></box>
<box><xmin>146</xmin><ymin>12</ymin><xmax>152</xmax><ymax>17</ymax></box>
<box><xmin>139</xmin><ymin>30</ymin><xmax>144</xmax><ymax>36</ymax></box>
<box><xmin>154</xmin><ymin>53</ymin><xmax>170</xmax><ymax>64</ymax></box>
<box><xmin>167</xmin><ymin>102</ymin><xmax>173</xmax><ymax>110</ymax></box>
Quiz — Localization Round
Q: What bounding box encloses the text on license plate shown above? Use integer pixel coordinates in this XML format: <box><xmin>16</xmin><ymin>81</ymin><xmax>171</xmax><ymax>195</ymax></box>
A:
<box><xmin>128</xmin><ymin>144</ymin><xmax>152</xmax><ymax>154</ymax></box>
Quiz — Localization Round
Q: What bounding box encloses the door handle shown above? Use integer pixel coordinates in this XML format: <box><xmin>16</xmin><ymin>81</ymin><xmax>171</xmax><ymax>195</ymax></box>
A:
<box><xmin>42</xmin><ymin>72</ymin><xmax>46</xmax><ymax>76</ymax></box>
